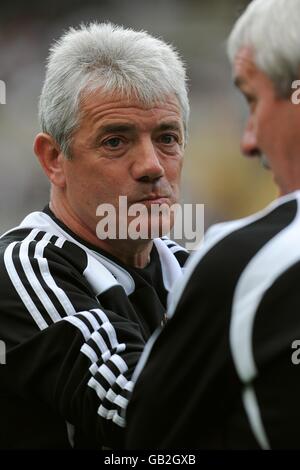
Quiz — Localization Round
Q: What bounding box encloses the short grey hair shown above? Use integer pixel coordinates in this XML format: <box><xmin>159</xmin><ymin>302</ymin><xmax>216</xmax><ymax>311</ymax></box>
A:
<box><xmin>39</xmin><ymin>22</ymin><xmax>189</xmax><ymax>157</ymax></box>
<box><xmin>227</xmin><ymin>0</ymin><xmax>300</xmax><ymax>97</ymax></box>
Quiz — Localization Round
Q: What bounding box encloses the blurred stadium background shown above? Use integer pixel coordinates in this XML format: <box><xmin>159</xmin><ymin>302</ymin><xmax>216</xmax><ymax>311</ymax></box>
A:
<box><xmin>0</xmin><ymin>0</ymin><xmax>277</xmax><ymax>234</ymax></box>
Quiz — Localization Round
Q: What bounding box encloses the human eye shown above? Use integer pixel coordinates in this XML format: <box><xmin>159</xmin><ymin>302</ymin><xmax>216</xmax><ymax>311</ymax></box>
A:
<box><xmin>102</xmin><ymin>136</ymin><xmax>124</xmax><ymax>149</ymax></box>
<box><xmin>158</xmin><ymin>133</ymin><xmax>179</xmax><ymax>145</ymax></box>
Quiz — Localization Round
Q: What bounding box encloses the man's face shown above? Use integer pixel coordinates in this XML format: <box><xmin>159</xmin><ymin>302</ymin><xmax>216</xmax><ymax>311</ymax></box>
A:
<box><xmin>233</xmin><ymin>47</ymin><xmax>300</xmax><ymax>195</ymax></box>
<box><xmin>61</xmin><ymin>89</ymin><xmax>184</xmax><ymax>241</ymax></box>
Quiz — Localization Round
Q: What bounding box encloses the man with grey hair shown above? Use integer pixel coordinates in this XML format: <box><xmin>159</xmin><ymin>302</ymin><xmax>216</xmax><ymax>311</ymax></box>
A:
<box><xmin>0</xmin><ymin>22</ymin><xmax>189</xmax><ymax>449</ymax></box>
<box><xmin>126</xmin><ymin>0</ymin><xmax>300</xmax><ymax>449</ymax></box>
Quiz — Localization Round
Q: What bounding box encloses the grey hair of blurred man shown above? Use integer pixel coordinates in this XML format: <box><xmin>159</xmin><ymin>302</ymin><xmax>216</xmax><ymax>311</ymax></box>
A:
<box><xmin>227</xmin><ymin>0</ymin><xmax>300</xmax><ymax>97</ymax></box>
<box><xmin>39</xmin><ymin>22</ymin><xmax>189</xmax><ymax>158</ymax></box>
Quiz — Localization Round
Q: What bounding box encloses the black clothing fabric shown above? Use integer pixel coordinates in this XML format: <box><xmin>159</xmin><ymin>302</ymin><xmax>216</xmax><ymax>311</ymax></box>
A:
<box><xmin>126</xmin><ymin>192</ymin><xmax>300</xmax><ymax>449</ymax></box>
<box><xmin>0</xmin><ymin>206</ymin><xmax>188</xmax><ymax>449</ymax></box>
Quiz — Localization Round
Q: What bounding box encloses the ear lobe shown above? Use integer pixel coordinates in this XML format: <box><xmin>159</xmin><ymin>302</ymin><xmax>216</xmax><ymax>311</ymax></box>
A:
<box><xmin>33</xmin><ymin>133</ymin><xmax>66</xmax><ymax>188</ymax></box>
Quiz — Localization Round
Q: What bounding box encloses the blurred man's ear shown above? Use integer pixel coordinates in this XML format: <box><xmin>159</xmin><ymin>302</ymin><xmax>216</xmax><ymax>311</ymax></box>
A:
<box><xmin>33</xmin><ymin>133</ymin><xmax>66</xmax><ymax>188</ymax></box>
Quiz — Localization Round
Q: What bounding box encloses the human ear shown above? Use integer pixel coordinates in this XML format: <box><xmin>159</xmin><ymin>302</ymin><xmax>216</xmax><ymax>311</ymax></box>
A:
<box><xmin>33</xmin><ymin>133</ymin><xmax>66</xmax><ymax>188</ymax></box>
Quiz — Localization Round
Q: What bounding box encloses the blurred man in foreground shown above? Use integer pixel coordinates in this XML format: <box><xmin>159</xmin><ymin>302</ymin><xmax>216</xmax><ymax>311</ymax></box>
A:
<box><xmin>126</xmin><ymin>0</ymin><xmax>300</xmax><ymax>449</ymax></box>
<box><xmin>0</xmin><ymin>22</ymin><xmax>189</xmax><ymax>449</ymax></box>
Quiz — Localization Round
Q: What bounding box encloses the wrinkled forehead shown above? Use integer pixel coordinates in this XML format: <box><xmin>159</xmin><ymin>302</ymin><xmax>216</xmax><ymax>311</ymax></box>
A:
<box><xmin>80</xmin><ymin>85</ymin><xmax>180</xmax><ymax>110</ymax></box>
<box><xmin>78</xmin><ymin>87</ymin><xmax>183</xmax><ymax>129</ymax></box>
<box><xmin>232</xmin><ymin>46</ymin><xmax>280</xmax><ymax>98</ymax></box>
<box><xmin>233</xmin><ymin>47</ymin><xmax>258</xmax><ymax>83</ymax></box>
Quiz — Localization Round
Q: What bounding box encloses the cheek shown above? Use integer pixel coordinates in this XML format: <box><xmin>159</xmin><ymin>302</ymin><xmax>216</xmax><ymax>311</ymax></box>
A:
<box><xmin>64</xmin><ymin>165</ymin><xmax>100</xmax><ymax>208</ymax></box>
<box><xmin>256</xmin><ymin>114</ymin><xmax>276</xmax><ymax>149</ymax></box>
<box><xmin>165</xmin><ymin>156</ymin><xmax>183</xmax><ymax>181</ymax></box>
<box><xmin>163</xmin><ymin>161</ymin><xmax>182</xmax><ymax>203</ymax></box>
<box><xmin>255</xmin><ymin>100</ymin><xmax>280</xmax><ymax>139</ymax></box>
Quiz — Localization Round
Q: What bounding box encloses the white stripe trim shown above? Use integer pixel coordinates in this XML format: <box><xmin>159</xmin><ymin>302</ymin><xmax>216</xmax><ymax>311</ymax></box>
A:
<box><xmin>112</xmin><ymin>393</ymin><xmax>128</xmax><ymax>411</ymax></box>
<box><xmin>242</xmin><ymin>386</ymin><xmax>270</xmax><ymax>449</ymax></box>
<box><xmin>19</xmin><ymin>233</ymin><xmax>62</xmax><ymax>323</ymax></box>
<box><xmin>75</xmin><ymin>320</ymin><xmax>133</xmax><ymax>423</ymax></box>
<box><xmin>106</xmin><ymin>388</ymin><xmax>129</xmax><ymax>409</ymax></box>
<box><xmin>98</xmin><ymin>364</ymin><xmax>117</xmax><ymax>386</ymax></box>
<box><xmin>229</xmin><ymin>194</ymin><xmax>300</xmax><ymax>449</ymax></box>
<box><xmin>90</xmin><ymin>331</ymin><xmax>111</xmax><ymax>356</ymax></box>
<box><xmin>34</xmin><ymin>232</ymin><xmax>52</xmax><ymax>257</ymax></box>
<box><xmin>101</xmin><ymin>322</ymin><xmax>119</xmax><ymax>350</ymax></box>
<box><xmin>8</xmin><ymin>210</ymin><xmax>135</xmax><ymax>295</ymax></box>
<box><xmin>110</xmin><ymin>354</ymin><xmax>128</xmax><ymax>374</ymax></box>
<box><xmin>81</xmin><ymin>335</ymin><xmax>126</xmax><ymax>370</ymax></box>
<box><xmin>54</xmin><ymin>237</ymin><xmax>65</xmax><ymax>248</ymax></box>
<box><xmin>116</xmin><ymin>375</ymin><xmax>128</xmax><ymax>388</ymax></box>
<box><xmin>35</xmin><ymin>236</ymin><xmax>76</xmax><ymax>318</ymax></box>
<box><xmin>88</xmin><ymin>372</ymin><xmax>130</xmax><ymax>409</ymax></box>
<box><xmin>37</xmin><ymin>258</ymin><xmax>76</xmax><ymax>317</ymax></box>
<box><xmin>4</xmin><ymin>230</ymin><xmax>74</xmax><ymax>324</ymax></box>
<box><xmin>81</xmin><ymin>343</ymin><xmax>98</xmax><ymax>363</ymax></box>
<box><xmin>168</xmin><ymin>192</ymin><xmax>300</xmax><ymax>318</ymax></box>
<box><xmin>90</xmin><ymin>331</ymin><xmax>126</xmax><ymax>361</ymax></box>
<box><xmin>88</xmin><ymin>376</ymin><xmax>106</xmax><ymax>400</ymax></box>
<box><xmin>89</xmin><ymin>362</ymin><xmax>98</xmax><ymax>376</ymax></box>
<box><xmin>43</xmin><ymin>211</ymin><xmax>133</xmax><ymax>293</ymax></box>
<box><xmin>169</xmin><ymin>245</ymin><xmax>187</xmax><ymax>254</ymax></box>
<box><xmin>63</xmin><ymin>316</ymin><xmax>91</xmax><ymax>341</ymax></box>
<box><xmin>85</xmin><ymin>359</ymin><xmax>133</xmax><ymax>429</ymax></box>
<box><xmin>76</xmin><ymin>311</ymin><xmax>101</xmax><ymax>331</ymax></box>
<box><xmin>83</xmin><ymin>254</ymin><xmax>119</xmax><ymax>296</ymax></box>
<box><xmin>4</xmin><ymin>240</ymin><xmax>48</xmax><ymax>330</ymax></box>
<box><xmin>154</xmin><ymin>237</ymin><xmax>183</xmax><ymax>292</ymax></box>
<box><xmin>116</xmin><ymin>343</ymin><xmax>126</xmax><ymax>353</ymax></box>
<box><xmin>124</xmin><ymin>380</ymin><xmax>134</xmax><ymax>392</ymax></box>
<box><xmin>114</xmin><ymin>395</ymin><xmax>129</xmax><ymax>409</ymax></box>
<box><xmin>163</xmin><ymin>239</ymin><xmax>188</xmax><ymax>253</ymax></box>
<box><xmin>230</xmin><ymin>197</ymin><xmax>300</xmax><ymax>382</ymax></box>
<box><xmin>113</xmin><ymin>414</ymin><xmax>126</xmax><ymax>427</ymax></box>
<box><xmin>163</xmin><ymin>239</ymin><xmax>177</xmax><ymax>246</ymax></box>
<box><xmin>98</xmin><ymin>407</ymin><xmax>121</xmax><ymax>421</ymax></box>
<box><xmin>115</xmin><ymin>415</ymin><xmax>126</xmax><ymax>427</ymax></box>
<box><xmin>98</xmin><ymin>405</ymin><xmax>126</xmax><ymax>427</ymax></box>
<box><xmin>91</xmin><ymin>308</ymin><xmax>109</xmax><ymax>324</ymax></box>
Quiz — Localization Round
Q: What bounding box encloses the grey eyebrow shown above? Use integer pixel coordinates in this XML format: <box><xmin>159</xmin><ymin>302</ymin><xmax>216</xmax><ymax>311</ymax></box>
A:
<box><xmin>156</xmin><ymin>122</ymin><xmax>182</xmax><ymax>132</ymax></box>
<box><xmin>99</xmin><ymin>124</ymin><xmax>136</xmax><ymax>134</ymax></box>
<box><xmin>93</xmin><ymin>124</ymin><xmax>135</xmax><ymax>146</ymax></box>
<box><xmin>93</xmin><ymin>121</ymin><xmax>183</xmax><ymax>146</ymax></box>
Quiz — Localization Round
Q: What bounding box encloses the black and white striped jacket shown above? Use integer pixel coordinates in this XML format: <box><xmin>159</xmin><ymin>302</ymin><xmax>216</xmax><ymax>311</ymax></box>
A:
<box><xmin>126</xmin><ymin>191</ymin><xmax>300</xmax><ymax>449</ymax></box>
<box><xmin>0</xmin><ymin>206</ymin><xmax>188</xmax><ymax>449</ymax></box>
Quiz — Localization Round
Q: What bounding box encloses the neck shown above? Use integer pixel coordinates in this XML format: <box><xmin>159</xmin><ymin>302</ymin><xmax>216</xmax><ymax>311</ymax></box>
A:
<box><xmin>49</xmin><ymin>195</ymin><xmax>153</xmax><ymax>269</ymax></box>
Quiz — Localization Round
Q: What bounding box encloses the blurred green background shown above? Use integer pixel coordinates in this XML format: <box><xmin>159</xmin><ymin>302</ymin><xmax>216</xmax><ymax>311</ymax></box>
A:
<box><xmin>0</xmin><ymin>0</ymin><xmax>277</xmax><ymax>233</ymax></box>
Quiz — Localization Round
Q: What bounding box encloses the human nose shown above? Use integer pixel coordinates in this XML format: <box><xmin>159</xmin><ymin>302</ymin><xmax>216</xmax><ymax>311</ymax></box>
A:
<box><xmin>240</xmin><ymin>117</ymin><xmax>260</xmax><ymax>157</ymax></box>
<box><xmin>131</xmin><ymin>138</ymin><xmax>165</xmax><ymax>183</ymax></box>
